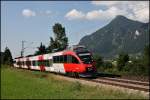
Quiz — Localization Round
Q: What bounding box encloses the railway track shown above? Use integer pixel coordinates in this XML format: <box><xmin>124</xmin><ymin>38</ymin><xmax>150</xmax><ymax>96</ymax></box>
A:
<box><xmin>88</xmin><ymin>77</ymin><xmax>149</xmax><ymax>92</ymax></box>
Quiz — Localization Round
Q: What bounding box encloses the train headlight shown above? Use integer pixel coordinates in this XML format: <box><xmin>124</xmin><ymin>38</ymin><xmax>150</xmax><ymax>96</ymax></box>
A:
<box><xmin>87</xmin><ymin>67</ymin><xmax>93</xmax><ymax>71</ymax></box>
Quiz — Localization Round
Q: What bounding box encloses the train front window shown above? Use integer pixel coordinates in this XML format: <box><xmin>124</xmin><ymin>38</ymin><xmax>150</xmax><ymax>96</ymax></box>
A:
<box><xmin>74</xmin><ymin>47</ymin><xmax>89</xmax><ymax>53</ymax></box>
<box><xmin>78</xmin><ymin>54</ymin><xmax>93</xmax><ymax>64</ymax></box>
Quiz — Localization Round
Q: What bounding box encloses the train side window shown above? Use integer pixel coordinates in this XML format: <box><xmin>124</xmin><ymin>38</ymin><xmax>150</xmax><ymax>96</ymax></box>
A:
<box><xmin>59</xmin><ymin>56</ymin><xmax>63</xmax><ymax>63</ymax></box>
<box><xmin>31</xmin><ymin>61</ymin><xmax>34</xmax><ymax>66</ymax></box>
<box><xmin>72</xmin><ymin>56</ymin><xmax>79</xmax><ymax>64</ymax></box>
<box><xmin>67</xmin><ymin>55</ymin><xmax>79</xmax><ymax>64</ymax></box>
<box><xmin>37</xmin><ymin>61</ymin><xmax>40</xmax><ymax>66</ymax></box>
<box><xmin>37</xmin><ymin>60</ymin><xmax>41</xmax><ymax>66</ymax></box>
<box><xmin>22</xmin><ymin>61</ymin><xmax>24</xmax><ymax>65</ymax></box>
<box><xmin>20</xmin><ymin>61</ymin><xmax>22</xmax><ymax>65</ymax></box>
<box><xmin>45</xmin><ymin>60</ymin><xmax>48</xmax><ymax>66</ymax></box>
<box><xmin>18</xmin><ymin>61</ymin><xmax>21</xmax><ymax>65</ymax></box>
<box><xmin>38</xmin><ymin>60</ymin><xmax>43</xmax><ymax>66</ymax></box>
<box><xmin>49</xmin><ymin>59</ymin><xmax>52</xmax><ymax>66</ymax></box>
<box><xmin>67</xmin><ymin>55</ymin><xmax>72</xmax><ymax>63</ymax></box>
<box><xmin>26</xmin><ymin>61</ymin><xmax>31</xmax><ymax>66</ymax></box>
<box><xmin>64</xmin><ymin>55</ymin><xmax>67</xmax><ymax>63</ymax></box>
<box><xmin>53</xmin><ymin>56</ymin><xmax>60</xmax><ymax>63</ymax></box>
<box><xmin>57</xmin><ymin>56</ymin><xmax>60</xmax><ymax>63</ymax></box>
<box><xmin>35</xmin><ymin>61</ymin><xmax>38</xmax><ymax>66</ymax></box>
<box><xmin>32</xmin><ymin>61</ymin><xmax>35</xmax><ymax>66</ymax></box>
<box><xmin>32</xmin><ymin>61</ymin><xmax>36</xmax><ymax>66</ymax></box>
<box><xmin>45</xmin><ymin>60</ymin><xmax>49</xmax><ymax>66</ymax></box>
<box><xmin>53</xmin><ymin>56</ymin><xmax>55</xmax><ymax>63</ymax></box>
<box><xmin>53</xmin><ymin>56</ymin><xmax>56</xmax><ymax>63</ymax></box>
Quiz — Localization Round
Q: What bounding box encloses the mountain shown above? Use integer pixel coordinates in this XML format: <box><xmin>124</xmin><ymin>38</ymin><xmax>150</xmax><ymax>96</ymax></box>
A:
<box><xmin>79</xmin><ymin>15</ymin><xmax>149</xmax><ymax>59</ymax></box>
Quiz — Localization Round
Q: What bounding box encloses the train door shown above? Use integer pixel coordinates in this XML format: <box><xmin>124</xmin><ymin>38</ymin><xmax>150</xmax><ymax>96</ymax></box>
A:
<box><xmin>52</xmin><ymin>56</ymin><xmax>65</xmax><ymax>74</ymax></box>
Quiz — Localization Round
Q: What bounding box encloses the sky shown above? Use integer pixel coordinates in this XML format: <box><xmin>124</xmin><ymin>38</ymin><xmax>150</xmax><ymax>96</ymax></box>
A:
<box><xmin>1</xmin><ymin>1</ymin><xmax>149</xmax><ymax>58</ymax></box>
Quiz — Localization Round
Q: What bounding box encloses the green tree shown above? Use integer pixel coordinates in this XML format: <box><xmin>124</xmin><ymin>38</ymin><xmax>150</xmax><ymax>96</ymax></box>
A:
<box><xmin>34</xmin><ymin>42</ymin><xmax>47</xmax><ymax>55</ymax></box>
<box><xmin>139</xmin><ymin>44</ymin><xmax>150</xmax><ymax>76</ymax></box>
<box><xmin>117</xmin><ymin>52</ymin><xmax>129</xmax><ymax>71</ymax></box>
<box><xmin>93</xmin><ymin>54</ymin><xmax>103</xmax><ymax>71</ymax></box>
<box><xmin>3</xmin><ymin>47</ymin><xmax>13</xmax><ymax>65</ymax></box>
<box><xmin>48</xmin><ymin>23</ymin><xmax>68</xmax><ymax>52</ymax></box>
<box><xmin>1</xmin><ymin>52</ymin><xmax>4</xmax><ymax>64</ymax></box>
<box><xmin>143</xmin><ymin>44</ymin><xmax>150</xmax><ymax>67</ymax></box>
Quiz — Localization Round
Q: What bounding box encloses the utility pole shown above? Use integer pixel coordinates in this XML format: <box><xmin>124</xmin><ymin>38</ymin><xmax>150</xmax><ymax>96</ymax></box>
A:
<box><xmin>21</xmin><ymin>41</ymin><xmax>34</xmax><ymax>57</ymax></box>
<box><xmin>21</xmin><ymin>40</ymin><xmax>26</xmax><ymax>57</ymax></box>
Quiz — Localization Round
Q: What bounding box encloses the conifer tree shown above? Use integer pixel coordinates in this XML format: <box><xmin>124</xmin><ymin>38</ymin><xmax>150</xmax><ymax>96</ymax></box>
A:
<box><xmin>35</xmin><ymin>42</ymin><xmax>47</xmax><ymax>55</ymax></box>
<box><xmin>3</xmin><ymin>47</ymin><xmax>13</xmax><ymax>65</ymax></box>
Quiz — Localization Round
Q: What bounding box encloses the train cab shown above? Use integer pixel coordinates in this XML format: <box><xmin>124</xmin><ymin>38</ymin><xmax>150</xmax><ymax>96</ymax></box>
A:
<box><xmin>72</xmin><ymin>45</ymin><xmax>97</xmax><ymax>77</ymax></box>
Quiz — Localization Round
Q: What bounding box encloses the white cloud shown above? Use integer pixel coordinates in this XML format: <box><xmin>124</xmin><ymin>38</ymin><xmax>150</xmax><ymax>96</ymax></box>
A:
<box><xmin>127</xmin><ymin>1</ymin><xmax>149</xmax><ymax>22</ymax></box>
<box><xmin>65</xmin><ymin>7</ymin><xmax>127</xmax><ymax>21</ymax></box>
<box><xmin>22</xmin><ymin>9</ymin><xmax>36</xmax><ymax>17</ymax></box>
<box><xmin>22</xmin><ymin>9</ymin><xmax>53</xmax><ymax>17</ymax></box>
<box><xmin>86</xmin><ymin>7</ymin><xmax>127</xmax><ymax>21</ymax></box>
<box><xmin>91</xmin><ymin>1</ymin><xmax>123</xmax><ymax>6</ymax></box>
<box><xmin>65</xmin><ymin>9</ymin><xmax>85</xmax><ymax>20</ymax></box>
<box><xmin>91</xmin><ymin>1</ymin><xmax>149</xmax><ymax>22</ymax></box>
<box><xmin>86</xmin><ymin>10</ymin><xmax>101</xmax><ymax>20</ymax></box>
<box><xmin>65</xmin><ymin>1</ymin><xmax>149</xmax><ymax>22</ymax></box>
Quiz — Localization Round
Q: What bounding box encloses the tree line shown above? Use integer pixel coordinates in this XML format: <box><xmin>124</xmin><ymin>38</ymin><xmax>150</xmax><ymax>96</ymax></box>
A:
<box><xmin>93</xmin><ymin>44</ymin><xmax>149</xmax><ymax>76</ymax></box>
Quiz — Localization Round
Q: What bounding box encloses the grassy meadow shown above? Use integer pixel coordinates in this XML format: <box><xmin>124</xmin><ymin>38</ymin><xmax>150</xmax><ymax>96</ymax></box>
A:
<box><xmin>1</xmin><ymin>65</ymin><xmax>148</xmax><ymax>99</ymax></box>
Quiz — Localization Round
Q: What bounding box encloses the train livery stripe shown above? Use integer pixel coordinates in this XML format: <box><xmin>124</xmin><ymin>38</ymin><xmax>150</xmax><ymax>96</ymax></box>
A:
<box><xmin>38</xmin><ymin>55</ymin><xmax>45</xmax><ymax>71</ymax></box>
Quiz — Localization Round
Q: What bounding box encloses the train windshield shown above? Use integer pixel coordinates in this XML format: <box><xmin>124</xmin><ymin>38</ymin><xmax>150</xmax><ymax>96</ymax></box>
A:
<box><xmin>73</xmin><ymin>47</ymin><xmax>89</xmax><ymax>53</ymax></box>
<box><xmin>78</xmin><ymin>53</ymin><xmax>93</xmax><ymax>64</ymax></box>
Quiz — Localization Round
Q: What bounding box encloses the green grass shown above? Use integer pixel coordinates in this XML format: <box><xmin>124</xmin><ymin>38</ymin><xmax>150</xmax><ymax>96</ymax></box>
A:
<box><xmin>1</xmin><ymin>65</ymin><xmax>149</xmax><ymax>99</ymax></box>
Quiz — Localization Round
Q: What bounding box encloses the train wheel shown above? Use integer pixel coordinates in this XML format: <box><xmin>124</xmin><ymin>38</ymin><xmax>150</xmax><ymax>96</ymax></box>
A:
<box><xmin>27</xmin><ymin>66</ymin><xmax>30</xmax><ymax>70</ymax></box>
<box><xmin>66</xmin><ymin>72</ymin><xmax>71</xmax><ymax>77</ymax></box>
<box><xmin>70</xmin><ymin>72</ymin><xmax>75</xmax><ymax>78</ymax></box>
<box><xmin>71</xmin><ymin>72</ymin><xmax>74</xmax><ymax>77</ymax></box>
<box><xmin>73</xmin><ymin>72</ymin><xmax>79</xmax><ymax>78</ymax></box>
<box><xmin>75</xmin><ymin>72</ymin><xmax>79</xmax><ymax>78</ymax></box>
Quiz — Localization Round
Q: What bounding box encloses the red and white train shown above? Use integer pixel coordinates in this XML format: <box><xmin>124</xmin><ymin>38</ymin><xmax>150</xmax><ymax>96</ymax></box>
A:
<box><xmin>13</xmin><ymin>45</ymin><xmax>97</xmax><ymax>77</ymax></box>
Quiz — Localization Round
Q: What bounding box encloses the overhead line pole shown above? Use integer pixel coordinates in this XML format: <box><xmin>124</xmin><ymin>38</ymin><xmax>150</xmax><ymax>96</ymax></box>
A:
<box><xmin>21</xmin><ymin>41</ymin><xmax>34</xmax><ymax>57</ymax></box>
<box><xmin>21</xmin><ymin>40</ymin><xmax>26</xmax><ymax>57</ymax></box>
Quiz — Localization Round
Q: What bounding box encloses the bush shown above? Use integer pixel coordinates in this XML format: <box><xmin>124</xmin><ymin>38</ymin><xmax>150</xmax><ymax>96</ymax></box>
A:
<box><xmin>103</xmin><ymin>61</ymin><xmax>113</xmax><ymax>69</ymax></box>
<box><xmin>123</xmin><ymin>59</ymin><xmax>149</xmax><ymax>76</ymax></box>
<box><xmin>93</xmin><ymin>54</ymin><xmax>103</xmax><ymax>71</ymax></box>
<box><xmin>116</xmin><ymin>52</ymin><xmax>129</xmax><ymax>71</ymax></box>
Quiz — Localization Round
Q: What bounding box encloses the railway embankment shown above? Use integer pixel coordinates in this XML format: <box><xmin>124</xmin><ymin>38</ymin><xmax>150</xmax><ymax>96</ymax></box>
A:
<box><xmin>1</xmin><ymin>65</ymin><xmax>149</xmax><ymax>99</ymax></box>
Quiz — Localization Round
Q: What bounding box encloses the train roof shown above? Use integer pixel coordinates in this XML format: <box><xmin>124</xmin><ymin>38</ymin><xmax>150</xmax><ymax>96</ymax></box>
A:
<box><xmin>67</xmin><ymin>45</ymin><xmax>86</xmax><ymax>50</ymax></box>
<box><xmin>14</xmin><ymin>56</ymin><xmax>23</xmax><ymax>59</ymax></box>
<box><xmin>14</xmin><ymin>45</ymin><xmax>87</xmax><ymax>59</ymax></box>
